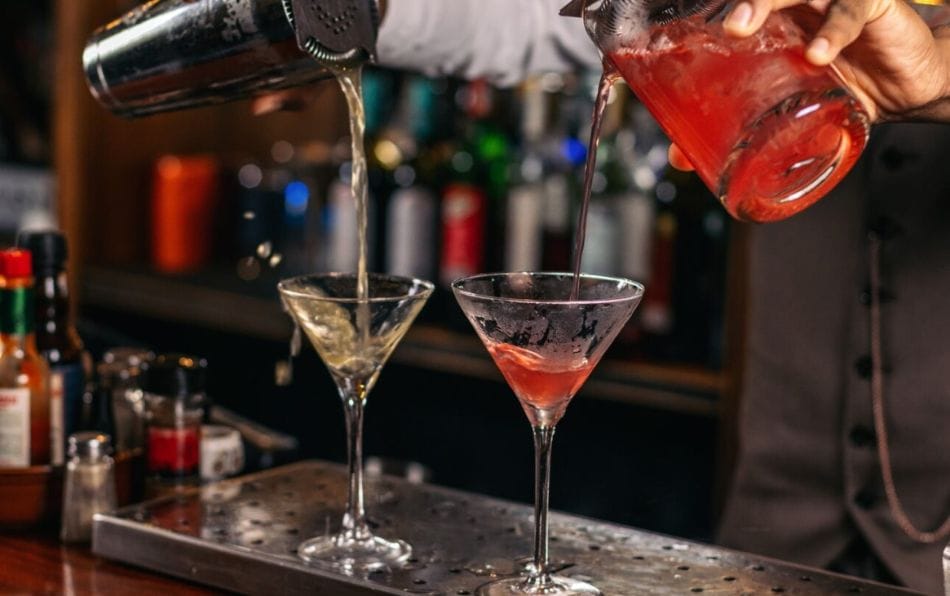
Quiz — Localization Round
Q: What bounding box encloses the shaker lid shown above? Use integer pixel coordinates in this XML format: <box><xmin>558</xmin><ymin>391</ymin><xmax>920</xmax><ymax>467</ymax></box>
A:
<box><xmin>68</xmin><ymin>432</ymin><xmax>113</xmax><ymax>460</ymax></box>
<box><xmin>16</xmin><ymin>230</ymin><xmax>67</xmax><ymax>273</ymax></box>
<box><xmin>144</xmin><ymin>353</ymin><xmax>208</xmax><ymax>397</ymax></box>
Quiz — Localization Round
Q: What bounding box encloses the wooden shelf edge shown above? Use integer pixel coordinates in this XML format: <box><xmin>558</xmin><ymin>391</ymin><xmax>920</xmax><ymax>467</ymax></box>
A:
<box><xmin>80</xmin><ymin>266</ymin><xmax>721</xmax><ymax>418</ymax></box>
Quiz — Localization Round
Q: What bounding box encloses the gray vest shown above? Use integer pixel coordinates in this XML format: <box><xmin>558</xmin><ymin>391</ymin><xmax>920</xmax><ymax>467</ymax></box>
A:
<box><xmin>718</xmin><ymin>123</ymin><xmax>950</xmax><ymax>595</ymax></box>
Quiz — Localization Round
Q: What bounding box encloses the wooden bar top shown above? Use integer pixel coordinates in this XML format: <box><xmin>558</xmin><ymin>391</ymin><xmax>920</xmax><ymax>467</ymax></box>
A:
<box><xmin>0</xmin><ymin>532</ymin><xmax>217</xmax><ymax>594</ymax></box>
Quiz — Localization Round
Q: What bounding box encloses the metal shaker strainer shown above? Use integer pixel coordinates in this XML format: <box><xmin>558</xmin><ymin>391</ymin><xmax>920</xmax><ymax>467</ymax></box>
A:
<box><xmin>83</xmin><ymin>0</ymin><xmax>380</xmax><ymax>118</ymax></box>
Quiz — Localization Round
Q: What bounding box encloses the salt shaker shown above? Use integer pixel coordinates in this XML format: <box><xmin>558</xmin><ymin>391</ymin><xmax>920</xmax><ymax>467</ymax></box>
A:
<box><xmin>60</xmin><ymin>432</ymin><xmax>117</xmax><ymax>543</ymax></box>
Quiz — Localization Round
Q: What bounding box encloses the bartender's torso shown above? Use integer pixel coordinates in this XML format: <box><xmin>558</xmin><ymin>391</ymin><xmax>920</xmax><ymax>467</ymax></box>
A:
<box><xmin>718</xmin><ymin>122</ymin><xmax>950</xmax><ymax>595</ymax></box>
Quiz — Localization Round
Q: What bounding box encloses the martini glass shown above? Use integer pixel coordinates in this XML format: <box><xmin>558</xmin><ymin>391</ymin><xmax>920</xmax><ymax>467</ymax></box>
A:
<box><xmin>453</xmin><ymin>272</ymin><xmax>643</xmax><ymax>595</ymax></box>
<box><xmin>278</xmin><ymin>273</ymin><xmax>434</xmax><ymax>573</ymax></box>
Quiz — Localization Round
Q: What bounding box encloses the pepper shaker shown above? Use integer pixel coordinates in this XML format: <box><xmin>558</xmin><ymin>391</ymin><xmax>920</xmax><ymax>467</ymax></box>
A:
<box><xmin>60</xmin><ymin>432</ymin><xmax>117</xmax><ymax>543</ymax></box>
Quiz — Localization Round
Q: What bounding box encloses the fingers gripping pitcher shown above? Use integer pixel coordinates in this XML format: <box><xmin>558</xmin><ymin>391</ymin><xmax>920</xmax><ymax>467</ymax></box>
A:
<box><xmin>564</xmin><ymin>0</ymin><xmax>870</xmax><ymax>222</ymax></box>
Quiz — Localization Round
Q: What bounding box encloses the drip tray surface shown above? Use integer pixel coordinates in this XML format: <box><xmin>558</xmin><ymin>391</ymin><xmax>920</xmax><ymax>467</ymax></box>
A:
<box><xmin>93</xmin><ymin>461</ymin><xmax>918</xmax><ymax>595</ymax></box>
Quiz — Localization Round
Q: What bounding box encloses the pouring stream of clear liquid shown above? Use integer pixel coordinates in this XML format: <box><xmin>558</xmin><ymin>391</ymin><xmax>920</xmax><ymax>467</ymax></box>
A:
<box><xmin>334</xmin><ymin>66</ymin><xmax>371</xmax><ymax>347</ymax></box>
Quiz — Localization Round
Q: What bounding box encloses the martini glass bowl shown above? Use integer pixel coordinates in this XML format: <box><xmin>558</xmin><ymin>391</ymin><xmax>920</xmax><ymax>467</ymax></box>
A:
<box><xmin>453</xmin><ymin>272</ymin><xmax>643</xmax><ymax>595</ymax></box>
<box><xmin>279</xmin><ymin>273</ymin><xmax>434</xmax><ymax>573</ymax></box>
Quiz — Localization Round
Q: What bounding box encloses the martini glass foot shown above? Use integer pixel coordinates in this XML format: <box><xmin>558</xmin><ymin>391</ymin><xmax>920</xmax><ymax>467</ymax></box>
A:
<box><xmin>298</xmin><ymin>533</ymin><xmax>412</xmax><ymax>573</ymax></box>
<box><xmin>476</xmin><ymin>575</ymin><xmax>601</xmax><ymax>595</ymax></box>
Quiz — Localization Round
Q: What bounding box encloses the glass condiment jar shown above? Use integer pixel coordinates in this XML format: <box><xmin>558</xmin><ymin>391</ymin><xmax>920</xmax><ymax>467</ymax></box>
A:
<box><xmin>143</xmin><ymin>354</ymin><xmax>208</xmax><ymax>497</ymax></box>
<box><xmin>99</xmin><ymin>348</ymin><xmax>154</xmax><ymax>452</ymax></box>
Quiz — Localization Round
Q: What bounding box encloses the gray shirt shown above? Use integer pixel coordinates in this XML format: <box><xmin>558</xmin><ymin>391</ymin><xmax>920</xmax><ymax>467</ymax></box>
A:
<box><xmin>377</xmin><ymin>0</ymin><xmax>600</xmax><ymax>84</ymax></box>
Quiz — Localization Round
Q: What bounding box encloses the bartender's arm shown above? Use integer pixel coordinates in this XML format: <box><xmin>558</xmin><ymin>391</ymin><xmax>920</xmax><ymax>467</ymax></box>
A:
<box><xmin>253</xmin><ymin>0</ymin><xmax>598</xmax><ymax>114</ymax></box>
<box><xmin>259</xmin><ymin>0</ymin><xmax>950</xmax><ymax>127</ymax></box>
<box><xmin>375</xmin><ymin>0</ymin><xmax>599</xmax><ymax>84</ymax></box>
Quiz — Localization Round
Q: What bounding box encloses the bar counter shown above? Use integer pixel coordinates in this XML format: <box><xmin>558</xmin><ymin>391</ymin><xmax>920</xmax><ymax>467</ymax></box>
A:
<box><xmin>81</xmin><ymin>461</ymin><xmax>920</xmax><ymax>595</ymax></box>
<box><xmin>0</xmin><ymin>534</ymin><xmax>213</xmax><ymax>594</ymax></box>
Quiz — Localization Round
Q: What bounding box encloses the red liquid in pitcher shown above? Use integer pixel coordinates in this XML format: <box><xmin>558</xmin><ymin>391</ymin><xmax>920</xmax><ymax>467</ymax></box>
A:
<box><xmin>607</xmin><ymin>16</ymin><xmax>869</xmax><ymax>222</ymax></box>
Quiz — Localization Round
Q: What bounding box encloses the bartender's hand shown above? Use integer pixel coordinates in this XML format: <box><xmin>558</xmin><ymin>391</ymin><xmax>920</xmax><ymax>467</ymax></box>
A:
<box><xmin>669</xmin><ymin>0</ymin><xmax>950</xmax><ymax>171</ymax></box>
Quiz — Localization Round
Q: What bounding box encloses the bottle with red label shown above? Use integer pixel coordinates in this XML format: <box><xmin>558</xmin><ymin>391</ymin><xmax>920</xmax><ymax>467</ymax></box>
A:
<box><xmin>439</xmin><ymin>81</ymin><xmax>490</xmax><ymax>287</ymax></box>
<box><xmin>0</xmin><ymin>249</ymin><xmax>50</xmax><ymax>467</ymax></box>
<box><xmin>143</xmin><ymin>354</ymin><xmax>207</xmax><ymax>494</ymax></box>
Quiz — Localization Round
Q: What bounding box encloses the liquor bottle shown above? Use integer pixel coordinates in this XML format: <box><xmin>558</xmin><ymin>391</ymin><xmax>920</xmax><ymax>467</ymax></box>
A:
<box><xmin>16</xmin><ymin>230</ymin><xmax>85</xmax><ymax>465</ymax></box>
<box><xmin>324</xmin><ymin>157</ymin><xmax>379</xmax><ymax>274</ymax></box>
<box><xmin>640</xmin><ymin>211</ymin><xmax>676</xmax><ymax>340</ymax></box>
<box><xmin>660</xmin><ymin>163</ymin><xmax>730</xmax><ymax>366</ymax></box>
<box><xmin>474</xmin><ymin>87</ymin><xmax>513</xmax><ymax>274</ymax></box>
<box><xmin>380</xmin><ymin>76</ymin><xmax>441</xmax><ymax>281</ymax></box>
<box><xmin>616</xmin><ymin>101</ymin><xmax>665</xmax><ymax>285</ymax></box>
<box><xmin>542</xmin><ymin>83</ymin><xmax>585</xmax><ymax>273</ymax></box>
<box><xmin>439</xmin><ymin>80</ymin><xmax>492</xmax><ymax>287</ymax></box>
<box><xmin>578</xmin><ymin>81</ymin><xmax>630</xmax><ymax>277</ymax></box>
<box><xmin>578</xmin><ymin>138</ymin><xmax>622</xmax><ymax>276</ymax></box>
<box><xmin>503</xmin><ymin>80</ymin><xmax>546</xmax><ymax>272</ymax></box>
<box><xmin>0</xmin><ymin>249</ymin><xmax>50</xmax><ymax>467</ymax></box>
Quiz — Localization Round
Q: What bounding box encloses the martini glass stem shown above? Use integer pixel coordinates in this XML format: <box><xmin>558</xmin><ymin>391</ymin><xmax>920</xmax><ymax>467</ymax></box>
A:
<box><xmin>341</xmin><ymin>394</ymin><xmax>370</xmax><ymax>541</ymax></box>
<box><xmin>529</xmin><ymin>425</ymin><xmax>556</xmax><ymax>588</ymax></box>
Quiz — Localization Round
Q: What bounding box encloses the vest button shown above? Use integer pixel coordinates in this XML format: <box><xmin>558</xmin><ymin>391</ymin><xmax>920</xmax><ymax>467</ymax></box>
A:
<box><xmin>849</xmin><ymin>425</ymin><xmax>876</xmax><ymax>448</ymax></box>
<box><xmin>854</xmin><ymin>489</ymin><xmax>877</xmax><ymax>510</ymax></box>
<box><xmin>867</xmin><ymin>216</ymin><xmax>904</xmax><ymax>241</ymax></box>
<box><xmin>854</xmin><ymin>356</ymin><xmax>873</xmax><ymax>380</ymax></box>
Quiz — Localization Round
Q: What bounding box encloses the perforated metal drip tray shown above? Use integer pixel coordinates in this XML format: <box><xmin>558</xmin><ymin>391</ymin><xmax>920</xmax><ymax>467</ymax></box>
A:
<box><xmin>93</xmin><ymin>461</ymin><xmax>918</xmax><ymax>595</ymax></box>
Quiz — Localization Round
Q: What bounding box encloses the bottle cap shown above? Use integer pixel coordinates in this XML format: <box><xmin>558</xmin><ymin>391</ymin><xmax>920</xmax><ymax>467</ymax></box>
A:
<box><xmin>144</xmin><ymin>353</ymin><xmax>208</xmax><ymax>398</ymax></box>
<box><xmin>0</xmin><ymin>249</ymin><xmax>33</xmax><ymax>279</ymax></box>
<box><xmin>15</xmin><ymin>230</ymin><xmax>67</xmax><ymax>274</ymax></box>
<box><xmin>68</xmin><ymin>432</ymin><xmax>113</xmax><ymax>460</ymax></box>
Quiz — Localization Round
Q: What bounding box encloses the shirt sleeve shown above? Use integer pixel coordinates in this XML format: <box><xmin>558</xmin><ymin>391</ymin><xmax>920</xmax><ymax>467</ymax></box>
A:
<box><xmin>376</xmin><ymin>0</ymin><xmax>601</xmax><ymax>86</ymax></box>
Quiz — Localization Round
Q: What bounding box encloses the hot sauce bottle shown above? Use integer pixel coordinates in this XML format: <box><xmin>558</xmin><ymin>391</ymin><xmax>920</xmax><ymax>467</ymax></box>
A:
<box><xmin>0</xmin><ymin>249</ymin><xmax>50</xmax><ymax>467</ymax></box>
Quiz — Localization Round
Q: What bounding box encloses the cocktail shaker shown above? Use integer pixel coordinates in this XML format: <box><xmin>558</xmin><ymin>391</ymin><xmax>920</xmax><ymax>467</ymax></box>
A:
<box><xmin>83</xmin><ymin>0</ymin><xmax>379</xmax><ymax>118</ymax></box>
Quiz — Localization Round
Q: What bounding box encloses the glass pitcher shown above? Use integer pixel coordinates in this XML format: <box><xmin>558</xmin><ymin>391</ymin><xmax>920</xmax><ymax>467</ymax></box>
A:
<box><xmin>566</xmin><ymin>0</ymin><xmax>870</xmax><ymax>222</ymax></box>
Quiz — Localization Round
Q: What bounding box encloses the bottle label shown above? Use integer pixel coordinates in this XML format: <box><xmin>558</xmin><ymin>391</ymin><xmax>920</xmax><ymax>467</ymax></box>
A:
<box><xmin>387</xmin><ymin>187</ymin><xmax>436</xmax><ymax>280</ymax></box>
<box><xmin>617</xmin><ymin>192</ymin><xmax>655</xmax><ymax>282</ymax></box>
<box><xmin>326</xmin><ymin>179</ymin><xmax>360</xmax><ymax>273</ymax></box>
<box><xmin>579</xmin><ymin>199</ymin><xmax>620</xmax><ymax>276</ymax></box>
<box><xmin>326</xmin><ymin>179</ymin><xmax>376</xmax><ymax>273</ymax></box>
<box><xmin>504</xmin><ymin>184</ymin><xmax>544</xmax><ymax>272</ymax></box>
<box><xmin>148</xmin><ymin>425</ymin><xmax>200</xmax><ymax>477</ymax></box>
<box><xmin>440</xmin><ymin>183</ymin><xmax>486</xmax><ymax>285</ymax></box>
<box><xmin>0</xmin><ymin>388</ymin><xmax>30</xmax><ymax>467</ymax></box>
<box><xmin>49</xmin><ymin>373</ymin><xmax>64</xmax><ymax>466</ymax></box>
<box><xmin>0</xmin><ymin>287</ymin><xmax>33</xmax><ymax>335</ymax></box>
<box><xmin>543</xmin><ymin>175</ymin><xmax>571</xmax><ymax>232</ymax></box>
